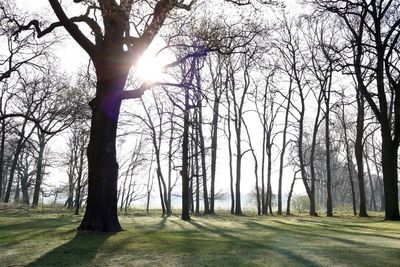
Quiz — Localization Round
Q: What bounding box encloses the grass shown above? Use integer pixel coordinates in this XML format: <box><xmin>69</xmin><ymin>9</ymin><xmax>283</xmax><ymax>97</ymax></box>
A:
<box><xmin>0</xmin><ymin>207</ymin><xmax>399</xmax><ymax>266</ymax></box>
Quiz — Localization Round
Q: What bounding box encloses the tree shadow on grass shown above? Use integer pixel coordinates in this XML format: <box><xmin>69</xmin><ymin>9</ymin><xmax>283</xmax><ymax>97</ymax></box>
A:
<box><xmin>187</xmin><ymin>219</ymin><xmax>319</xmax><ymax>266</ymax></box>
<box><xmin>28</xmin><ymin>231</ymin><xmax>111</xmax><ymax>267</ymax></box>
<box><xmin>269</xmin><ymin>218</ymin><xmax>400</xmax><ymax>242</ymax></box>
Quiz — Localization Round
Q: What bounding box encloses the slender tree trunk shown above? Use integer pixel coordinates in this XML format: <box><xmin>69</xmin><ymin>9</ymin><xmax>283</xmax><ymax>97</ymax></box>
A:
<box><xmin>75</xmin><ymin>145</ymin><xmax>85</xmax><ymax>215</ymax></box>
<box><xmin>4</xmin><ymin>119</ymin><xmax>29</xmax><ymax>203</ymax></box>
<box><xmin>194</xmin><ymin>119</ymin><xmax>200</xmax><ymax>214</ymax></box>
<box><xmin>341</xmin><ymin>102</ymin><xmax>357</xmax><ymax>216</ymax></box>
<box><xmin>146</xmin><ymin>151</ymin><xmax>154</xmax><ymax>214</ymax></box>
<box><xmin>32</xmin><ymin>138</ymin><xmax>46</xmax><ymax>207</ymax></box>
<box><xmin>278</xmin><ymin>81</ymin><xmax>292</xmax><ymax>215</ymax></box>
<box><xmin>181</xmin><ymin>86</ymin><xmax>191</xmax><ymax>221</ymax></box>
<box><xmin>310</xmin><ymin>92</ymin><xmax>324</xmax><ymax>217</ymax></box>
<box><xmin>141</xmin><ymin>99</ymin><xmax>167</xmax><ymax>215</ymax></box>
<box><xmin>260</xmin><ymin>94</ymin><xmax>267</xmax><ymax>215</ymax></box>
<box><xmin>156</xmin><ymin>174</ymin><xmax>166</xmax><ymax>214</ymax></box>
<box><xmin>325</xmin><ymin>93</ymin><xmax>333</xmax><ymax>217</ymax></box>
<box><xmin>156</xmin><ymin>168</ymin><xmax>166</xmax><ymax>215</ymax></box>
<box><xmin>355</xmin><ymin>91</ymin><xmax>368</xmax><ymax>217</ymax></box>
<box><xmin>297</xmin><ymin>80</ymin><xmax>317</xmax><ymax>216</ymax></box>
<box><xmin>167</xmin><ymin>116</ymin><xmax>174</xmax><ymax>215</ymax></box>
<box><xmin>299</xmin><ymin>115</ymin><xmax>317</xmax><ymax>216</ymax></box>
<box><xmin>198</xmin><ymin>102</ymin><xmax>209</xmax><ymax>214</ymax></box>
<box><xmin>146</xmin><ymin>193</ymin><xmax>151</xmax><ymax>214</ymax></box>
<box><xmin>1</xmin><ymin>158</ymin><xmax>9</xmax><ymax>199</ymax></box>
<box><xmin>371</xmin><ymin>142</ymin><xmax>384</xmax><ymax>211</ymax></box>
<box><xmin>120</xmin><ymin>172</ymin><xmax>127</xmax><ymax>212</ymax></box>
<box><xmin>14</xmin><ymin>175</ymin><xmax>20</xmax><ymax>203</ymax></box>
<box><xmin>209</xmin><ymin>96</ymin><xmax>220</xmax><ymax>214</ymax></box>
<box><xmin>124</xmin><ymin>171</ymin><xmax>133</xmax><ymax>212</ymax></box>
<box><xmin>346</xmin><ymin>147</ymin><xmax>357</xmax><ymax>216</ymax></box>
<box><xmin>20</xmin><ymin>159</ymin><xmax>30</xmax><ymax>205</ymax></box>
<box><xmin>266</xmin><ymin>137</ymin><xmax>273</xmax><ymax>215</ymax></box>
<box><xmin>365</xmin><ymin>152</ymin><xmax>377</xmax><ymax>211</ymax></box>
<box><xmin>190</xmin><ymin>172</ymin><xmax>194</xmax><ymax>214</ymax></box>
<box><xmin>261</xmin><ymin>127</ymin><xmax>266</xmax><ymax>215</ymax></box>
<box><xmin>287</xmin><ymin>172</ymin><xmax>299</xmax><ymax>215</ymax></box>
<box><xmin>226</xmin><ymin>97</ymin><xmax>235</xmax><ymax>214</ymax></box>
<box><xmin>66</xmin><ymin>169</ymin><xmax>75</xmax><ymax>209</ymax></box>
<box><xmin>244</xmin><ymin>121</ymin><xmax>261</xmax><ymax>215</ymax></box>
<box><xmin>0</xmin><ymin>122</ymin><xmax>6</xmax><ymax>201</ymax></box>
<box><xmin>235</xmin><ymin>127</ymin><xmax>243</xmax><ymax>215</ymax></box>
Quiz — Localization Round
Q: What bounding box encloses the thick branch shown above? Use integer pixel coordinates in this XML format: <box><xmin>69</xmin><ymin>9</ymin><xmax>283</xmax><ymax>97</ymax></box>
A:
<box><xmin>48</xmin><ymin>0</ymin><xmax>96</xmax><ymax>57</ymax></box>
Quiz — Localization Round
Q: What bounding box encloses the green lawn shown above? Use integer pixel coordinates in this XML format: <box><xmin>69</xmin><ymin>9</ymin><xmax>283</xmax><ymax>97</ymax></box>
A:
<box><xmin>0</xmin><ymin>208</ymin><xmax>399</xmax><ymax>266</ymax></box>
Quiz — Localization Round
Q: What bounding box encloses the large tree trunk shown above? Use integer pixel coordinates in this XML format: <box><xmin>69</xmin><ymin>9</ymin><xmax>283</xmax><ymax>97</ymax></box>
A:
<box><xmin>78</xmin><ymin>61</ymin><xmax>127</xmax><ymax>232</ymax></box>
<box><xmin>381</xmin><ymin>129</ymin><xmax>400</xmax><ymax>220</ymax></box>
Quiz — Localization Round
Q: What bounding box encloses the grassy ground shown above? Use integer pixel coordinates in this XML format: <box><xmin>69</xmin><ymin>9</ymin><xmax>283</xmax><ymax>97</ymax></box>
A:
<box><xmin>0</xmin><ymin>208</ymin><xmax>399</xmax><ymax>266</ymax></box>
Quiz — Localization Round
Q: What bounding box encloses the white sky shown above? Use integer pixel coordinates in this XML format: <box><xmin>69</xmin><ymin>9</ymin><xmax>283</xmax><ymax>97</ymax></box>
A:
<box><xmin>12</xmin><ymin>0</ymin><xmax>308</xmax><ymax>209</ymax></box>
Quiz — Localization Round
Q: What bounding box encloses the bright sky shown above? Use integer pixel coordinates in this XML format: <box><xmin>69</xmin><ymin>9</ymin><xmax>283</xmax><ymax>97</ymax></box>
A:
<box><xmin>12</xmin><ymin>0</ymin><xmax>307</xmax><ymax>209</ymax></box>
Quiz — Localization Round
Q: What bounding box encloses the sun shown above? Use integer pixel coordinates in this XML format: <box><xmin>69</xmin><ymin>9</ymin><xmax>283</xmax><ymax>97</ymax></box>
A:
<box><xmin>135</xmin><ymin>53</ymin><xmax>164</xmax><ymax>82</ymax></box>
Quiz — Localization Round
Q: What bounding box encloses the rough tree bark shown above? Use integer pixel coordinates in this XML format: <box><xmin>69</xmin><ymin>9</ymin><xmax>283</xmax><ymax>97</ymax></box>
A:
<box><xmin>17</xmin><ymin>0</ymin><xmax>186</xmax><ymax>231</ymax></box>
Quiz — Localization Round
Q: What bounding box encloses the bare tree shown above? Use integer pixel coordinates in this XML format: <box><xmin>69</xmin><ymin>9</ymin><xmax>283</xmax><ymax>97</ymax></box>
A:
<box><xmin>14</xmin><ymin>0</ymin><xmax>197</xmax><ymax>232</ymax></box>
<box><xmin>316</xmin><ymin>0</ymin><xmax>400</xmax><ymax>221</ymax></box>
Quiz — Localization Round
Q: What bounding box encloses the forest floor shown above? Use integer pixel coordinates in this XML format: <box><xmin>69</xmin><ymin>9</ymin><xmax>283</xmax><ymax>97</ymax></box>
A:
<box><xmin>0</xmin><ymin>207</ymin><xmax>399</xmax><ymax>266</ymax></box>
